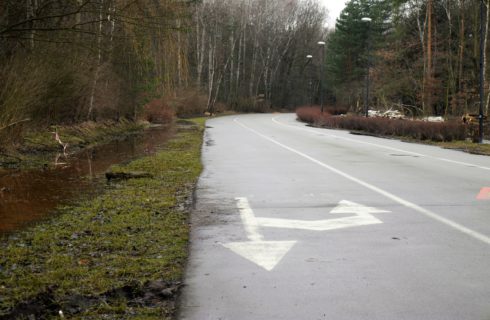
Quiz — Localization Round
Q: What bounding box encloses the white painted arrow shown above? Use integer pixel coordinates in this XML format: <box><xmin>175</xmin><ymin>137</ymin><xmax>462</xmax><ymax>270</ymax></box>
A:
<box><xmin>222</xmin><ymin>198</ymin><xmax>389</xmax><ymax>271</ymax></box>
<box><xmin>221</xmin><ymin>197</ymin><xmax>297</xmax><ymax>271</ymax></box>
<box><xmin>256</xmin><ymin>200</ymin><xmax>390</xmax><ymax>231</ymax></box>
<box><xmin>222</xmin><ymin>240</ymin><xmax>296</xmax><ymax>271</ymax></box>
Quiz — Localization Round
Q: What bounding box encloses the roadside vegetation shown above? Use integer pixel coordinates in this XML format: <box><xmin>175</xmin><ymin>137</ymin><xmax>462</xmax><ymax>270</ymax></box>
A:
<box><xmin>0</xmin><ymin>119</ymin><xmax>204</xmax><ymax>319</ymax></box>
<box><xmin>2</xmin><ymin>0</ymin><xmax>489</xmax><ymax>145</ymax></box>
<box><xmin>297</xmin><ymin>106</ymin><xmax>490</xmax><ymax>155</ymax></box>
<box><xmin>0</xmin><ymin>120</ymin><xmax>149</xmax><ymax>169</ymax></box>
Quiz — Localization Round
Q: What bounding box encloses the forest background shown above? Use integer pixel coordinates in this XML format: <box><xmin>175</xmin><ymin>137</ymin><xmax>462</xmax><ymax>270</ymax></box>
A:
<box><xmin>1</xmin><ymin>0</ymin><xmax>488</xmax><ymax>145</ymax></box>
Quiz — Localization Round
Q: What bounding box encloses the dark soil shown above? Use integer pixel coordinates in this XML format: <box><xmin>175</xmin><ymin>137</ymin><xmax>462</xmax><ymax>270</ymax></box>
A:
<box><xmin>1</xmin><ymin>281</ymin><xmax>182</xmax><ymax>319</ymax></box>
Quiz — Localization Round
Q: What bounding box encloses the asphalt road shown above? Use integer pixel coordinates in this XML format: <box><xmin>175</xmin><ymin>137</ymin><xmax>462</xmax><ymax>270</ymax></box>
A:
<box><xmin>179</xmin><ymin>114</ymin><xmax>490</xmax><ymax>320</ymax></box>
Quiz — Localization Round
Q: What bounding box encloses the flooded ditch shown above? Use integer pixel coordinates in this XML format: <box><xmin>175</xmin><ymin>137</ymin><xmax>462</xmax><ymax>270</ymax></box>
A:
<box><xmin>0</xmin><ymin>125</ymin><xmax>174</xmax><ymax>234</ymax></box>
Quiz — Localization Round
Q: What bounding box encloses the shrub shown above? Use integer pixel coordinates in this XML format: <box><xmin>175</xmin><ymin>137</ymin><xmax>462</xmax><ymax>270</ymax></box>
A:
<box><xmin>230</xmin><ymin>96</ymin><xmax>270</xmax><ymax>113</ymax></box>
<box><xmin>297</xmin><ymin>109</ymin><xmax>468</xmax><ymax>142</ymax></box>
<box><xmin>296</xmin><ymin>106</ymin><xmax>329</xmax><ymax>123</ymax></box>
<box><xmin>142</xmin><ymin>99</ymin><xmax>174</xmax><ymax>124</ymax></box>
<box><xmin>169</xmin><ymin>88</ymin><xmax>208</xmax><ymax>117</ymax></box>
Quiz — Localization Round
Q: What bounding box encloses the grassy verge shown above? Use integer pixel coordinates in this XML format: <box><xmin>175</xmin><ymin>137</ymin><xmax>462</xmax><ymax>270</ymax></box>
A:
<box><xmin>0</xmin><ymin>119</ymin><xmax>205</xmax><ymax>319</ymax></box>
<box><xmin>424</xmin><ymin>140</ymin><xmax>490</xmax><ymax>156</ymax></box>
<box><xmin>0</xmin><ymin>120</ymin><xmax>147</xmax><ymax>169</ymax></box>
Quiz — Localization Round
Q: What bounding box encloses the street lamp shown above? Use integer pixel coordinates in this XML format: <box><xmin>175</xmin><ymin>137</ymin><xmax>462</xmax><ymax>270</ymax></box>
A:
<box><xmin>306</xmin><ymin>55</ymin><xmax>313</xmax><ymax>106</ymax></box>
<box><xmin>479</xmin><ymin>0</ymin><xmax>486</xmax><ymax>143</ymax></box>
<box><xmin>318</xmin><ymin>41</ymin><xmax>326</xmax><ymax>113</ymax></box>
<box><xmin>362</xmin><ymin>17</ymin><xmax>372</xmax><ymax>117</ymax></box>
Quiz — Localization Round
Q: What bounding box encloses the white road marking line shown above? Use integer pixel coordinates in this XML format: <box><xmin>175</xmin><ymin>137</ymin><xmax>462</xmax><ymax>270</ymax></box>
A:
<box><xmin>235</xmin><ymin>197</ymin><xmax>263</xmax><ymax>241</ymax></box>
<box><xmin>271</xmin><ymin>116</ymin><xmax>490</xmax><ymax>171</ymax></box>
<box><xmin>222</xmin><ymin>197</ymin><xmax>296</xmax><ymax>271</ymax></box>
<box><xmin>222</xmin><ymin>240</ymin><xmax>296</xmax><ymax>271</ymax></box>
<box><xmin>256</xmin><ymin>200</ymin><xmax>389</xmax><ymax>231</ymax></box>
<box><xmin>234</xmin><ymin>118</ymin><xmax>490</xmax><ymax>245</ymax></box>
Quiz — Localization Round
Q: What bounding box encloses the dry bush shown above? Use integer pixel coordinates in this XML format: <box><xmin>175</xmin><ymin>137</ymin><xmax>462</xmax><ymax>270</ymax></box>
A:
<box><xmin>169</xmin><ymin>88</ymin><xmax>208</xmax><ymax>117</ymax></box>
<box><xmin>142</xmin><ymin>99</ymin><xmax>175</xmax><ymax>124</ymax></box>
<box><xmin>0</xmin><ymin>51</ymin><xmax>84</xmax><ymax>144</ymax></box>
<box><xmin>324</xmin><ymin>106</ymin><xmax>348</xmax><ymax>115</ymax></box>
<box><xmin>230</xmin><ymin>96</ymin><xmax>270</xmax><ymax>113</ymax></box>
<box><xmin>296</xmin><ymin>106</ymin><xmax>336</xmax><ymax>123</ymax></box>
<box><xmin>213</xmin><ymin>102</ymin><xmax>227</xmax><ymax>113</ymax></box>
<box><xmin>297</xmin><ymin>109</ymin><xmax>468</xmax><ymax>142</ymax></box>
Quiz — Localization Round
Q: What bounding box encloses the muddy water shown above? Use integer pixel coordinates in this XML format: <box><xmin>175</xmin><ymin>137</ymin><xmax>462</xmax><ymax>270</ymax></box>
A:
<box><xmin>0</xmin><ymin>125</ymin><xmax>174</xmax><ymax>234</ymax></box>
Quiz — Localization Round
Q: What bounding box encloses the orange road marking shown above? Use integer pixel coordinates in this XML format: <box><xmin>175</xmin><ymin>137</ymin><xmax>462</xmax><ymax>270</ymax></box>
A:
<box><xmin>477</xmin><ymin>187</ymin><xmax>490</xmax><ymax>200</ymax></box>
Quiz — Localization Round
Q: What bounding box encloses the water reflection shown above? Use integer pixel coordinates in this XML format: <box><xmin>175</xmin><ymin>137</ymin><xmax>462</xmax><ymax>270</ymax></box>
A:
<box><xmin>0</xmin><ymin>125</ymin><xmax>174</xmax><ymax>234</ymax></box>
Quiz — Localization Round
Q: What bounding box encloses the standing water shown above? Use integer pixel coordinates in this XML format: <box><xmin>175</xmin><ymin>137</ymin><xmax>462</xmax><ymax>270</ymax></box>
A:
<box><xmin>0</xmin><ymin>125</ymin><xmax>174</xmax><ymax>234</ymax></box>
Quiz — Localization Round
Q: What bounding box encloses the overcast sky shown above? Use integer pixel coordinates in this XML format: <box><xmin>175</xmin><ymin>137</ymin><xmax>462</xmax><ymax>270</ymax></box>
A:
<box><xmin>320</xmin><ymin>0</ymin><xmax>347</xmax><ymax>26</ymax></box>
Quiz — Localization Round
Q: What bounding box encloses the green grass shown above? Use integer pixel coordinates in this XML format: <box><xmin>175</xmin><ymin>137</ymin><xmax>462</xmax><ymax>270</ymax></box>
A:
<box><xmin>434</xmin><ymin>140</ymin><xmax>490</xmax><ymax>156</ymax></box>
<box><xmin>400</xmin><ymin>137</ymin><xmax>490</xmax><ymax>156</ymax></box>
<box><xmin>0</xmin><ymin>119</ymin><xmax>204</xmax><ymax>319</ymax></box>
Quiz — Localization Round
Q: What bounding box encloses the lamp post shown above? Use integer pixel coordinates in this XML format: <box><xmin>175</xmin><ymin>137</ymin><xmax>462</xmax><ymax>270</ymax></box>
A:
<box><xmin>306</xmin><ymin>55</ymin><xmax>313</xmax><ymax>106</ymax></box>
<box><xmin>362</xmin><ymin>17</ymin><xmax>372</xmax><ymax>118</ymax></box>
<box><xmin>479</xmin><ymin>0</ymin><xmax>486</xmax><ymax>143</ymax></box>
<box><xmin>318</xmin><ymin>41</ymin><xmax>326</xmax><ymax>113</ymax></box>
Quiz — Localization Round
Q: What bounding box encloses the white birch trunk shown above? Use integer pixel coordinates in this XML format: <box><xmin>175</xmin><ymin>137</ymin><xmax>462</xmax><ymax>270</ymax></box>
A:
<box><xmin>88</xmin><ymin>0</ymin><xmax>104</xmax><ymax>120</ymax></box>
<box><xmin>196</xmin><ymin>6</ymin><xmax>205</xmax><ymax>89</ymax></box>
<box><xmin>229</xmin><ymin>30</ymin><xmax>235</xmax><ymax>101</ymax></box>
<box><xmin>206</xmin><ymin>31</ymin><xmax>216</xmax><ymax>112</ymax></box>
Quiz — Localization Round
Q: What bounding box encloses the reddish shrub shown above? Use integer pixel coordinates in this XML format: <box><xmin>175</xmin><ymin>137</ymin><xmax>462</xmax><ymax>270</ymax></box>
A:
<box><xmin>296</xmin><ymin>106</ymin><xmax>331</xmax><ymax>124</ymax></box>
<box><xmin>297</xmin><ymin>109</ymin><xmax>468</xmax><ymax>142</ymax></box>
<box><xmin>169</xmin><ymin>89</ymin><xmax>208</xmax><ymax>117</ymax></box>
<box><xmin>325</xmin><ymin>106</ymin><xmax>349</xmax><ymax>116</ymax></box>
<box><xmin>142</xmin><ymin>99</ymin><xmax>174</xmax><ymax>124</ymax></box>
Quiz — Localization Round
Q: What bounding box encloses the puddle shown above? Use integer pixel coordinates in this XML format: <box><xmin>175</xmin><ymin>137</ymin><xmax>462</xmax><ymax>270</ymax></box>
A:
<box><xmin>0</xmin><ymin>125</ymin><xmax>174</xmax><ymax>234</ymax></box>
<box><xmin>390</xmin><ymin>154</ymin><xmax>420</xmax><ymax>158</ymax></box>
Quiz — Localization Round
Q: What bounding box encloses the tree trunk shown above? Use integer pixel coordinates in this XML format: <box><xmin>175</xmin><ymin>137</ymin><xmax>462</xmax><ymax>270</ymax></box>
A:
<box><xmin>416</xmin><ymin>2</ymin><xmax>428</xmax><ymax>114</ymax></box>
<box><xmin>26</xmin><ymin>0</ymin><xmax>37</xmax><ymax>49</ymax></box>
<box><xmin>196</xmin><ymin>6</ymin><xmax>205</xmax><ymax>89</ymax></box>
<box><xmin>426</xmin><ymin>0</ymin><xmax>433</xmax><ymax>115</ymax></box>
<box><xmin>206</xmin><ymin>30</ymin><xmax>216</xmax><ymax>112</ymax></box>
<box><xmin>457</xmin><ymin>1</ymin><xmax>465</xmax><ymax>115</ymax></box>
<box><xmin>484</xmin><ymin>0</ymin><xmax>490</xmax><ymax>116</ymax></box>
<box><xmin>443</xmin><ymin>0</ymin><xmax>455</xmax><ymax>117</ymax></box>
<box><xmin>249</xmin><ymin>32</ymin><xmax>259</xmax><ymax>99</ymax></box>
<box><xmin>177</xmin><ymin>18</ymin><xmax>182</xmax><ymax>87</ymax></box>
<box><xmin>88</xmin><ymin>0</ymin><xmax>104</xmax><ymax>121</ymax></box>
<box><xmin>228</xmin><ymin>29</ymin><xmax>235</xmax><ymax>103</ymax></box>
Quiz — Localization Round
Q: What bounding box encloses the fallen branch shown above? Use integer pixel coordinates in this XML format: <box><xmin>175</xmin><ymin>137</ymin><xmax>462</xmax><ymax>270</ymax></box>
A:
<box><xmin>105</xmin><ymin>171</ymin><xmax>154</xmax><ymax>181</ymax></box>
<box><xmin>0</xmin><ymin>118</ymin><xmax>31</xmax><ymax>131</ymax></box>
<box><xmin>52</xmin><ymin>129</ymin><xmax>69</xmax><ymax>155</ymax></box>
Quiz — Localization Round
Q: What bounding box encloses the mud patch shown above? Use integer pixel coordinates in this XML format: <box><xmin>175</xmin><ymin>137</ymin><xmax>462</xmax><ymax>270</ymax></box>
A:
<box><xmin>0</xmin><ymin>280</ymin><xmax>182</xmax><ymax>319</ymax></box>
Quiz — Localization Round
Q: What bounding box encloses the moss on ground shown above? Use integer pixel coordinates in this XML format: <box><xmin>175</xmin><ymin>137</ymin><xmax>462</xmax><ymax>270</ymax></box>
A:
<box><xmin>0</xmin><ymin>119</ymin><xmax>204</xmax><ymax>319</ymax></box>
